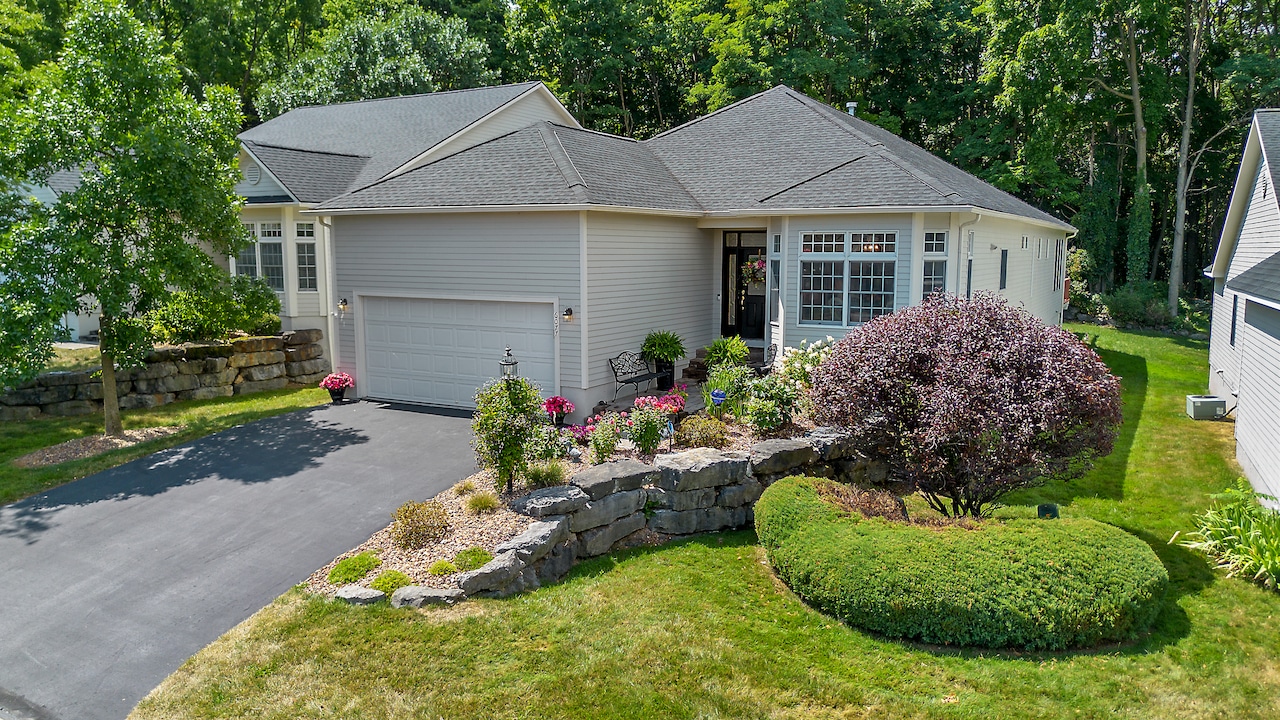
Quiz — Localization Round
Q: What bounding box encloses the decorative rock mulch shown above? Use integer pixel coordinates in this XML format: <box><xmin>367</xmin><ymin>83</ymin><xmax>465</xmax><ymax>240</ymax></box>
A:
<box><xmin>11</xmin><ymin>426</ymin><xmax>184</xmax><ymax>468</ymax></box>
<box><xmin>305</xmin><ymin>471</ymin><xmax>532</xmax><ymax>595</ymax></box>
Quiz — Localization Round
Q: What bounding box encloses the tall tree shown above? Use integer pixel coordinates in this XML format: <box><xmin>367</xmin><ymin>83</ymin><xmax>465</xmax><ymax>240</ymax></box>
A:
<box><xmin>0</xmin><ymin>0</ymin><xmax>245</xmax><ymax>435</ymax></box>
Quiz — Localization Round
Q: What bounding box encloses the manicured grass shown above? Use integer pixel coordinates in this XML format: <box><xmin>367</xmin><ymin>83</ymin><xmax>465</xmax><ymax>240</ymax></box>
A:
<box><xmin>132</xmin><ymin>327</ymin><xmax>1280</xmax><ymax>719</ymax></box>
<box><xmin>1</xmin><ymin>387</ymin><xmax>328</xmax><ymax>505</ymax></box>
<box><xmin>43</xmin><ymin>345</ymin><xmax>103</xmax><ymax>373</ymax></box>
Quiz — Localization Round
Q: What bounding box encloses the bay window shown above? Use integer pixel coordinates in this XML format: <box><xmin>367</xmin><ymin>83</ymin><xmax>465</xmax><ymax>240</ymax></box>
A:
<box><xmin>799</xmin><ymin>231</ymin><xmax>898</xmax><ymax>327</ymax></box>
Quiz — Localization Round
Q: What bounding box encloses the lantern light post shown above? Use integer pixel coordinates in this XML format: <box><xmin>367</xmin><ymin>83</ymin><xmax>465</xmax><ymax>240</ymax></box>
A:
<box><xmin>499</xmin><ymin>347</ymin><xmax>519</xmax><ymax>381</ymax></box>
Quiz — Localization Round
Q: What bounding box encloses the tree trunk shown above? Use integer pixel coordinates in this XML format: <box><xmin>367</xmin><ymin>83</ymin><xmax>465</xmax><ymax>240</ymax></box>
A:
<box><xmin>1124</xmin><ymin>19</ymin><xmax>1153</xmax><ymax>283</ymax></box>
<box><xmin>99</xmin><ymin>316</ymin><xmax>123</xmax><ymax>437</ymax></box>
<box><xmin>1170</xmin><ymin>0</ymin><xmax>1207</xmax><ymax>316</ymax></box>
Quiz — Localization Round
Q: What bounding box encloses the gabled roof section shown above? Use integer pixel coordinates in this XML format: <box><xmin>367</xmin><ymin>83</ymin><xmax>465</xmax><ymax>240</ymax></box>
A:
<box><xmin>238</xmin><ymin>82</ymin><xmax>543</xmax><ymax>196</ymax></box>
<box><xmin>1227</xmin><ymin>249</ymin><xmax>1280</xmax><ymax>306</ymax></box>
<box><xmin>646</xmin><ymin>86</ymin><xmax>1072</xmax><ymax>229</ymax></box>
<box><xmin>314</xmin><ymin>122</ymin><xmax>703</xmax><ymax>213</ymax></box>
<box><xmin>242</xmin><ymin>141</ymin><xmax>369</xmax><ymax>204</ymax></box>
<box><xmin>1211</xmin><ymin>111</ymin><xmax>1279</xmax><ymax>278</ymax></box>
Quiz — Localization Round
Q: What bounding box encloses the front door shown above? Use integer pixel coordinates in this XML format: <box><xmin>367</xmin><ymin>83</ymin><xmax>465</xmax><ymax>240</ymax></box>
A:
<box><xmin>721</xmin><ymin>231</ymin><xmax>767</xmax><ymax>339</ymax></box>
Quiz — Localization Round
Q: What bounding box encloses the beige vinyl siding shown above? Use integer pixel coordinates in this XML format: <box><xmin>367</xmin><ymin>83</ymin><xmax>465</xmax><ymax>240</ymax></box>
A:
<box><xmin>332</xmin><ymin>211</ymin><xmax>581</xmax><ymax>397</ymax></box>
<box><xmin>1238</xmin><ymin>301</ymin><xmax>1280</xmax><ymax>501</ymax></box>
<box><xmin>584</xmin><ymin>212</ymin><xmax>716</xmax><ymax>400</ymax></box>
<box><xmin>966</xmin><ymin>215</ymin><xmax>1066</xmax><ymax>326</ymax></box>
<box><xmin>1211</xmin><ymin>160</ymin><xmax>1280</xmax><ymax>395</ymax></box>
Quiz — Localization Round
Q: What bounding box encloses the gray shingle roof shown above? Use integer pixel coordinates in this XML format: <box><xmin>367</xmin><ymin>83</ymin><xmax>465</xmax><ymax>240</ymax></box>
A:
<box><xmin>242</xmin><ymin>141</ymin><xmax>369</xmax><ymax>203</ymax></box>
<box><xmin>1227</xmin><ymin>250</ymin><xmax>1280</xmax><ymax>306</ymax></box>
<box><xmin>1256</xmin><ymin>110</ymin><xmax>1280</xmax><ymax>213</ymax></box>
<box><xmin>239</xmin><ymin>82</ymin><xmax>540</xmax><ymax>196</ymax></box>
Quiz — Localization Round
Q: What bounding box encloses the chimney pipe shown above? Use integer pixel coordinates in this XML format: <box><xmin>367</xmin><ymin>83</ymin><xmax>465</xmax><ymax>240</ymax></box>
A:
<box><xmin>846</xmin><ymin>101</ymin><xmax>858</xmax><ymax>116</ymax></box>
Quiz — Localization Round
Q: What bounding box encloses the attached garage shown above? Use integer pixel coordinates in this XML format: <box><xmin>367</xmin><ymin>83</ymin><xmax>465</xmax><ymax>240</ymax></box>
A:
<box><xmin>357</xmin><ymin>295</ymin><xmax>558</xmax><ymax>409</ymax></box>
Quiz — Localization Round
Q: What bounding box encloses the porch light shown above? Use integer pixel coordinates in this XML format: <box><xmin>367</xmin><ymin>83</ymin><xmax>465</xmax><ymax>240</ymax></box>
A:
<box><xmin>337</xmin><ymin>298</ymin><xmax>349</xmax><ymax>313</ymax></box>
<box><xmin>562</xmin><ymin>307</ymin><xmax>574</xmax><ymax>322</ymax></box>
<box><xmin>499</xmin><ymin>347</ymin><xmax>519</xmax><ymax>380</ymax></box>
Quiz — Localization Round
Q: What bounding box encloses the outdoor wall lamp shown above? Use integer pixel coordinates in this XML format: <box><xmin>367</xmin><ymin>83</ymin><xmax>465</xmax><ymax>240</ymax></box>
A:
<box><xmin>562</xmin><ymin>307</ymin><xmax>574</xmax><ymax>322</ymax></box>
<box><xmin>337</xmin><ymin>298</ymin><xmax>349</xmax><ymax>313</ymax></box>
<box><xmin>499</xmin><ymin>346</ymin><xmax>519</xmax><ymax>380</ymax></box>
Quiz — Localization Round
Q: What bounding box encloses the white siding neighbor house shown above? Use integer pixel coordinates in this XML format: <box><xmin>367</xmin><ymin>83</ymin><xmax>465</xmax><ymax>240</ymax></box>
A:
<box><xmin>1207</xmin><ymin>110</ymin><xmax>1280</xmax><ymax>502</ymax></box>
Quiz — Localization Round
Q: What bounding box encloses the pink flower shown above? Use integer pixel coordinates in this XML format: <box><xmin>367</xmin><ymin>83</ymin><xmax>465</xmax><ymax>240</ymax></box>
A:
<box><xmin>626</xmin><ymin>420</ymin><xmax>634</xmax><ymax>426</ymax></box>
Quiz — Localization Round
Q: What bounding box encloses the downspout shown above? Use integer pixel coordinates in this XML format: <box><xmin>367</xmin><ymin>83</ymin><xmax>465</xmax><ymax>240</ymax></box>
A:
<box><xmin>319</xmin><ymin>216</ymin><xmax>339</xmax><ymax>374</ymax></box>
<box><xmin>958</xmin><ymin>212</ymin><xmax>983</xmax><ymax>299</ymax></box>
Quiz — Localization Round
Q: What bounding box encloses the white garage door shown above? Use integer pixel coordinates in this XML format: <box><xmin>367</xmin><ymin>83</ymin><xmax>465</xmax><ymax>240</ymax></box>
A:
<box><xmin>361</xmin><ymin>296</ymin><xmax>556</xmax><ymax>409</ymax></box>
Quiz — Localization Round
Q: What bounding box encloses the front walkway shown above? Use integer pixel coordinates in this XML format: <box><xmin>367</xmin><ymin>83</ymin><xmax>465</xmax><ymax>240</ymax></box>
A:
<box><xmin>0</xmin><ymin>401</ymin><xmax>474</xmax><ymax>720</ymax></box>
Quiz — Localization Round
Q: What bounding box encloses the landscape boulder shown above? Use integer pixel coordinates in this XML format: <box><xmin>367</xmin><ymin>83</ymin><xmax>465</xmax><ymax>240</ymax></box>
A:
<box><xmin>335</xmin><ymin>585</ymin><xmax>385</xmax><ymax>605</ymax></box>
<box><xmin>495</xmin><ymin>517</ymin><xmax>569</xmax><ymax>563</ymax></box>
<box><xmin>750</xmin><ymin>439</ymin><xmax>817</xmax><ymax>476</ymax></box>
<box><xmin>391</xmin><ymin>586</ymin><xmax>465</xmax><ymax>608</ymax></box>
<box><xmin>570</xmin><ymin>459</ymin><xmax>659</xmax><ymax>500</ymax></box>
<box><xmin>655</xmin><ymin>448</ymin><xmax>749</xmax><ymax>492</ymax></box>
<box><xmin>513</xmin><ymin>485</ymin><xmax>589</xmax><ymax>517</ymax></box>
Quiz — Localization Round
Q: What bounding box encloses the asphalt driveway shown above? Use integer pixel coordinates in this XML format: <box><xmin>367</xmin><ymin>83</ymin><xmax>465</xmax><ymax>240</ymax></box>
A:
<box><xmin>0</xmin><ymin>401</ymin><xmax>475</xmax><ymax>720</ymax></box>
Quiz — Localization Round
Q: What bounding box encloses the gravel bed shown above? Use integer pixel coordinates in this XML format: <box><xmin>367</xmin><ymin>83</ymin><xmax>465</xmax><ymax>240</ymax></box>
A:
<box><xmin>12</xmin><ymin>426</ymin><xmax>184</xmax><ymax>468</ymax></box>
<box><xmin>306</xmin><ymin>471</ymin><xmax>533</xmax><ymax>595</ymax></box>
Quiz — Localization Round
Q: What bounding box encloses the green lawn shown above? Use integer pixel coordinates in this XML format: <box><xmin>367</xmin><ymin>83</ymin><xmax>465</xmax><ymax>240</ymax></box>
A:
<box><xmin>43</xmin><ymin>345</ymin><xmax>104</xmax><ymax>373</ymax></box>
<box><xmin>132</xmin><ymin>327</ymin><xmax>1280</xmax><ymax>720</ymax></box>
<box><xmin>1</xmin><ymin>387</ymin><xmax>329</xmax><ymax>505</ymax></box>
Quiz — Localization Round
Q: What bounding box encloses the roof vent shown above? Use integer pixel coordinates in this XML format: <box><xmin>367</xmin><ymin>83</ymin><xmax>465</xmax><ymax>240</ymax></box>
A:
<box><xmin>244</xmin><ymin>163</ymin><xmax>261</xmax><ymax>185</ymax></box>
<box><xmin>846</xmin><ymin>101</ymin><xmax>858</xmax><ymax>116</ymax></box>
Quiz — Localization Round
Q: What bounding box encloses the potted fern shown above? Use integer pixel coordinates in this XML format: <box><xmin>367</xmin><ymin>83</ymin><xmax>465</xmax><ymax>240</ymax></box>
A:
<box><xmin>641</xmin><ymin>330</ymin><xmax>686</xmax><ymax>391</ymax></box>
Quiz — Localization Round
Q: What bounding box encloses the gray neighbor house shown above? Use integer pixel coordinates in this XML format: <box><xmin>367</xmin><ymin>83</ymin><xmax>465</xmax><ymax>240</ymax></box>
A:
<box><xmin>1207</xmin><ymin>110</ymin><xmax>1280</xmax><ymax>503</ymax></box>
<box><xmin>230</xmin><ymin>81</ymin><xmax>1073</xmax><ymax>421</ymax></box>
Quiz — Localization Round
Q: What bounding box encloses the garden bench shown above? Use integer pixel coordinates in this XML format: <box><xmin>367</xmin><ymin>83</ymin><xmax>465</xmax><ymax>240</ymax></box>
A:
<box><xmin>750</xmin><ymin>344</ymin><xmax>778</xmax><ymax>376</ymax></box>
<box><xmin>609</xmin><ymin>351</ymin><xmax>670</xmax><ymax>399</ymax></box>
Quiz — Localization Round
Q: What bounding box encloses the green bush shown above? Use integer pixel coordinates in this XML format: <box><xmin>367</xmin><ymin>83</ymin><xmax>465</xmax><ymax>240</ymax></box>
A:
<box><xmin>1182</xmin><ymin>479</ymin><xmax>1280</xmax><ymax>592</ymax></box>
<box><xmin>704</xmin><ymin>335</ymin><xmax>749</xmax><ymax>367</ymax></box>
<box><xmin>370</xmin><ymin>570</ymin><xmax>412</xmax><ymax>596</ymax></box>
<box><xmin>747</xmin><ymin>373</ymin><xmax>799</xmax><ymax>430</ymax></box>
<box><xmin>627</xmin><ymin>406</ymin><xmax>666</xmax><ymax>454</ymax></box>
<box><xmin>755</xmin><ymin>477</ymin><xmax>1169</xmax><ymax>650</ymax></box>
<box><xmin>1101</xmin><ymin>281</ymin><xmax>1171</xmax><ymax>326</ymax></box>
<box><xmin>587</xmin><ymin>415</ymin><xmax>621</xmax><ymax>464</ymax></box>
<box><xmin>745</xmin><ymin>398</ymin><xmax>785</xmax><ymax>432</ymax></box>
<box><xmin>524</xmin><ymin>460</ymin><xmax>566</xmax><ymax>488</ymax></box>
<box><xmin>147</xmin><ymin>275</ymin><xmax>283</xmax><ymax>343</ymax></box>
<box><xmin>675</xmin><ymin>414</ymin><xmax>728</xmax><ymax>448</ymax></box>
<box><xmin>472</xmin><ymin>377</ymin><xmax>544</xmax><ymax>492</ymax></box>
<box><xmin>640</xmin><ymin>330</ymin><xmax>687</xmax><ymax>364</ymax></box>
<box><xmin>390</xmin><ymin>500</ymin><xmax>450</xmax><ymax>549</ymax></box>
<box><xmin>465</xmin><ymin>491</ymin><xmax>501</xmax><ymax>514</ymax></box>
<box><xmin>701</xmin><ymin>363</ymin><xmax>755</xmax><ymax>418</ymax></box>
<box><xmin>428</xmin><ymin>560</ymin><xmax>459</xmax><ymax>576</ymax></box>
<box><xmin>526</xmin><ymin>425</ymin><xmax>570</xmax><ymax>462</ymax></box>
<box><xmin>454</xmin><ymin>547</ymin><xmax>495</xmax><ymax>571</ymax></box>
<box><xmin>327</xmin><ymin>552</ymin><xmax>381</xmax><ymax>585</ymax></box>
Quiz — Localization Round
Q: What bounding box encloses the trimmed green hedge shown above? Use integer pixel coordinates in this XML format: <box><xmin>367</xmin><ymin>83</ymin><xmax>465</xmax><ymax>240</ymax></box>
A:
<box><xmin>755</xmin><ymin>477</ymin><xmax>1169</xmax><ymax>650</ymax></box>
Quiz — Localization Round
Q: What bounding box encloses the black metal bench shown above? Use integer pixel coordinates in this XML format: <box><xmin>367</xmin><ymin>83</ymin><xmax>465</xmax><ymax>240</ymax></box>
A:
<box><xmin>750</xmin><ymin>344</ymin><xmax>778</xmax><ymax>376</ymax></box>
<box><xmin>609</xmin><ymin>351</ymin><xmax>670</xmax><ymax>399</ymax></box>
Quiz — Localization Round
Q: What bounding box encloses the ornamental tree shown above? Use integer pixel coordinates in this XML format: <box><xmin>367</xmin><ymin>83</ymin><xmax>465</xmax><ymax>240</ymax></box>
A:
<box><xmin>810</xmin><ymin>293</ymin><xmax>1123</xmax><ymax>518</ymax></box>
<box><xmin>0</xmin><ymin>0</ymin><xmax>245</xmax><ymax>435</ymax></box>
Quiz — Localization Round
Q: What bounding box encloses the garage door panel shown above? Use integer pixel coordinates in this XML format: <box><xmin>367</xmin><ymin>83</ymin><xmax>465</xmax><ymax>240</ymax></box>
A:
<box><xmin>362</xmin><ymin>296</ymin><xmax>556</xmax><ymax>409</ymax></box>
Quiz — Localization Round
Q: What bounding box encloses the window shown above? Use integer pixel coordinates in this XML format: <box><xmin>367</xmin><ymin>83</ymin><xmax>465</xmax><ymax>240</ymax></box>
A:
<box><xmin>800</xmin><ymin>261</ymin><xmax>844</xmax><ymax>325</ymax></box>
<box><xmin>769</xmin><ymin>260</ymin><xmax>782</xmax><ymax>322</ymax></box>
<box><xmin>1230</xmin><ymin>295</ymin><xmax>1239</xmax><ymax>346</ymax></box>
<box><xmin>259</xmin><ymin>241</ymin><xmax>284</xmax><ymax>291</ymax></box>
<box><xmin>296</xmin><ymin>222</ymin><xmax>314</xmax><ymax>238</ymax></box>
<box><xmin>999</xmin><ymin>249</ymin><xmax>1009</xmax><ymax>290</ymax></box>
<box><xmin>297</xmin><ymin>242</ymin><xmax>317</xmax><ymax>291</ymax></box>
<box><xmin>773</xmin><ymin>234</ymin><xmax>781</xmax><ymax>253</ymax></box>
<box><xmin>236</xmin><ymin>223</ymin><xmax>258</xmax><ymax>278</ymax></box>
<box><xmin>802</xmin><ymin>232</ymin><xmax>844</xmax><ymax>253</ymax></box>
<box><xmin>1021</xmin><ymin>235</ymin><xmax>1030</xmax><ymax>250</ymax></box>
<box><xmin>850</xmin><ymin>232</ymin><xmax>896</xmax><ymax>253</ymax></box>
<box><xmin>924</xmin><ymin>231</ymin><xmax>947</xmax><ymax>254</ymax></box>
<box><xmin>259</xmin><ymin>222</ymin><xmax>282</xmax><ymax>238</ymax></box>
<box><xmin>923</xmin><ymin>260</ymin><xmax>946</xmax><ymax>295</ymax></box>
<box><xmin>848</xmin><ymin>261</ymin><xmax>896</xmax><ymax>323</ymax></box>
<box><xmin>1053</xmin><ymin>239</ymin><xmax>1065</xmax><ymax>291</ymax></box>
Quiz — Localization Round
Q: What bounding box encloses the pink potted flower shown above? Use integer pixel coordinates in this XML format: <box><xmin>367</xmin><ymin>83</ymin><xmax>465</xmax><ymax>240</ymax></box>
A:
<box><xmin>542</xmin><ymin>395</ymin><xmax>576</xmax><ymax>426</ymax></box>
<box><xmin>319</xmin><ymin>372</ymin><xmax>355</xmax><ymax>404</ymax></box>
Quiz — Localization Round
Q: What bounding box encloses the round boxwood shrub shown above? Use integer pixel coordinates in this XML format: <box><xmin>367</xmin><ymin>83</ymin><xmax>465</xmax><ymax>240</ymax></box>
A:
<box><xmin>755</xmin><ymin>477</ymin><xmax>1168</xmax><ymax>650</ymax></box>
<box><xmin>327</xmin><ymin>552</ymin><xmax>381</xmax><ymax>585</ymax></box>
<box><xmin>370</xmin><ymin>569</ymin><xmax>412</xmax><ymax>596</ymax></box>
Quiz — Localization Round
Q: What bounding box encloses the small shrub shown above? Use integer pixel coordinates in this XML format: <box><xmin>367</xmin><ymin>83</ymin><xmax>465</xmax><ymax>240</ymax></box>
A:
<box><xmin>472</xmin><ymin>377</ymin><xmax>544</xmax><ymax>492</ymax></box>
<box><xmin>702</xmin><ymin>363</ymin><xmax>755</xmax><ymax>418</ymax></box>
<box><xmin>327</xmin><ymin>552</ymin><xmax>381</xmax><ymax>585</ymax></box>
<box><xmin>748</xmin><ymin>373</ymin><xmax>800</xmax><ymax>429</ymax></box>
<box><xmin>627</xmin><ymin>406</ymin><xmax>666</xmax><ymax>454</ymax></box>
<box><xmin>428</xmin><ymin>560</ymin><xmax>459</xmax><ymax>576</ymax></box>
<box><xmin>704</xmin><ymin>335</ymin><xmax>749</xmax><ymax>367</ymax></box>
<box><xmin>370</xmin><ymin>570</ymin><xmax>412</xmax><ymax>596</ymax></box>
<box><xmin>524</xmin><ymin>460</ymin><xmax>566</xmax><ymax>488</ymax></box>
<box><xmin>676</xmin><ymin>414</ymin><xmax>728</xmax><ymax>448</ymax></box>
<box><xmin>641</xmin><ymin>330</ymin><xmax>687</xmax><ymax>363</ymax></box>
<box><xmin>526</xmin><ymin>424</ymin><xmax>570</xmax><ymax>462</ymax></box>
<box><xmin>1101</xmin><ymin>281</ymin><xmax>1170</xmax><ymax>326</ymax></box>
<box><xmin>586</xmin><ymin>414</ymin><xmax>621</xmax><ymax>464</ymax></box>
<box><xmin>755</xmin><ymin>477</ymin><xmax>1168</xmax><ymax>650</ymax></box>
<box><xmin>453</xmin><ymin>479</ymin><xmax>477</xmax><ymax>495</ymax></box>
<box><xmin>775</xmin><ymin>337</ymin><xmax>835</xmax><ymax>416</ymax></box>
<box><xmin>744</xmin><ymin>398</ymin><xmax>785</xmax><ymax>432</ymax></box>
<box><xmin>811</xmin><ymin>293</ymin><xmax>1122</xmax><ymax>518</ymax></box>
<box><xmin>1181</xmin><ymin>479</ymin><xmax>1280</xmax><ymax>591</ymax></box>
<box><xmin>465</xmin><ymin>491</ymin><xmax>501</xmax><ymax>514</ymax></box>
<box><xmin>454</xmin><ymin>547</ymin><xmax>495</xmax><ymax>571</ymax></box>
<box><xmin>390</xmin><ymin>499</ymin><xmax>450</xmax><ymax>549</ymax></box>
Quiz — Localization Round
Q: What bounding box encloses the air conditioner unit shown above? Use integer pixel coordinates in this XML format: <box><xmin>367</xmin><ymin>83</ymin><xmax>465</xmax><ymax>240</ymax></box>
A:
<box><xmin>1186</xmin><ymin>395</ymin><xmax>1227</xmax><ymax>420</ymax></box>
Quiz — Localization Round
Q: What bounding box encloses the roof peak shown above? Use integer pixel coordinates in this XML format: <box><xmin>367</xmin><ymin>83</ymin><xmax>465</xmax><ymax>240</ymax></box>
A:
<box><xmin>275</xmin><ymin>81</ymin><xmax>541</xmax><ymax>114</ymax></box>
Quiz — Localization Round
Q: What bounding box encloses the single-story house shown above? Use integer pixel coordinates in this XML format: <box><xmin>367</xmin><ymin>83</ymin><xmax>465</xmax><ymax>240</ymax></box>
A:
<box><xmin>1206</xmin><ymin>110</ymin><xmax>1280</xmax><ymax>502</ymax></box>
<box><xmin>28</xmin><ymin>81</ymin><xmax>1076</xmax><ymax>419</ymax></box>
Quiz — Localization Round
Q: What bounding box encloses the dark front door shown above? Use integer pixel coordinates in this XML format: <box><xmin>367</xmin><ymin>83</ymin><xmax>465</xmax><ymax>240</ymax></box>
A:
<box><xmin>722</xmin><ymin>231</ymin><xmax>767</xmax><ymax>339</ymax></box>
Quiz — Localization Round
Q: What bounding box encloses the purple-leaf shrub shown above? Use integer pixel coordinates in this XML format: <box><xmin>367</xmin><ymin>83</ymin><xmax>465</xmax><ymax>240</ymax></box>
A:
<box><xmin>809</xmin><ymin>293</ymin><xmax>1123</xmax><ymax>518</ymax></box>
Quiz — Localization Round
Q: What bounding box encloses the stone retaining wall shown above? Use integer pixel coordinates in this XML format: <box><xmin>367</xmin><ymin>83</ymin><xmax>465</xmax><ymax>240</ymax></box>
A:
<box><xmin>378</xmin><ymin>428</ymin><xmax>886</xmax><ymax>608</ymax></box>
<box><xmin>0</xmin><ymin>329</ymin><xmax>330</xmax><ymax>422</ymax></box>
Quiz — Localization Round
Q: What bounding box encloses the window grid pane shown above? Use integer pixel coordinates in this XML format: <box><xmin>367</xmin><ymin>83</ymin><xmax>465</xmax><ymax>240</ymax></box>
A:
<box><xmin>923</xmin><ymin>260</ymin><xmax>946</xmax><ymax>295</ymax></box>
<box><xmin>800</xmin><ymin>261</ymin><xmax>844</xmax><ymax>324</ymax></box>
<box><xmin>297</xmin><ymin>242</ymin><xmax>317</xmax><ymax>291</ymax></box>
<box><xmin>848</xmin><ymin>261</ymin><xmax>896</xmax><ymax>324</ymax></box>
<box><xmin>296</xmin><ymin>222</ymin><xmax>315</xmax><ymax>238</ymax></box>
<box><xmin>259</xmin><ymin>222</ymin><xmax>283</xmax><ymax>238</ymax></box>
<box><xmin>801</xmin><ymin>232</ymin><xmax>844</xmax><ymax>253</ymax></box>
<box><xmin>259</xmin><ymin>242</ymin><xmax>284</xmax><ymax>291</ymax></box>
<box><xmin>924</xmin><ymin>232</ymin><xmax>947</xmax><ymax>254</ymax></box>
<box><xmin>850</xmin><ymin>232</ymin><xmax>896</xmax><ymax>253</ymax></box>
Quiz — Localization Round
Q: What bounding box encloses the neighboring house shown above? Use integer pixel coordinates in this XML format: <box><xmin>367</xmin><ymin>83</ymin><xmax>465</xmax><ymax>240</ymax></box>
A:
<box><xmin>24</xmin><ymin>81</ymin><xmax>1075</xmax><ymax>417</ymax></box>
<box><xmin>1206</xmin><ymin>110</ymin><xmax>1280</xmax><ymax>501</ymax></box>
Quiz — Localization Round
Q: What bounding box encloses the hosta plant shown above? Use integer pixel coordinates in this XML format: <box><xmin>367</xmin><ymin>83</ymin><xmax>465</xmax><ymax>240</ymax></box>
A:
<box><xmin>1181</xmin><ymin>480</ymin><xmax>1280</xmax><ymax>591</ymax></box>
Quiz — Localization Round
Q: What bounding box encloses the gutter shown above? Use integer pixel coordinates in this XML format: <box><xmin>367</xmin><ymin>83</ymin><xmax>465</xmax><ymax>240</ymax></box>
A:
<box><xmin>958</xmin><ymin>212</ymin><xmax>982</xmax><ymax>299</ymax></box>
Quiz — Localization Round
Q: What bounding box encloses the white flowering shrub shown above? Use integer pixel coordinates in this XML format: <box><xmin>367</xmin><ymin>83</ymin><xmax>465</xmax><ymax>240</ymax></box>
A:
<box><xmin>775</xmin><ymin>337</ymin><xmax>836</xmax><ymax>413</ymax></box>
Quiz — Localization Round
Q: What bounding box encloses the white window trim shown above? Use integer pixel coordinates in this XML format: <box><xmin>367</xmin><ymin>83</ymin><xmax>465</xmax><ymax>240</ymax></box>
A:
<box><xmin>923</xmin><ymin>230</ymin><xmax>949</xmax><ymax>256</ymax></box>
<box><xmin>296</xmin><ymin>240</ymin><xmax>318</xmax><ymax>292</ymax></box>
<box><xmin>797</xmin><ymin>229</ymin><xmax>899</xmax><ymax>328</ymax></box>
<box><xmin>232</xmin><ymin>221</ymin><xmax>286</xmax><ymax>293</ymax></box>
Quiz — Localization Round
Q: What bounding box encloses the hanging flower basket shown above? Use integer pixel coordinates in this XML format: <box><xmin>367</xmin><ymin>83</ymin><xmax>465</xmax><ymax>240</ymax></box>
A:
<box><xmin>740</xmin><ymin>258</ymin><xmax>767</xmax><ymax>284</ymax></box>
